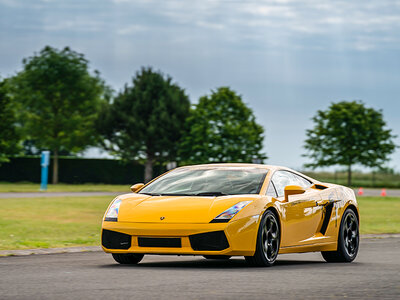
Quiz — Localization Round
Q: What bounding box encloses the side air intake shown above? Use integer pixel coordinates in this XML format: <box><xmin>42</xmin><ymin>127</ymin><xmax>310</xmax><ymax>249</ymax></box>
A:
<box><xmin>102</xmin><ymin>229</ymin><xmax>131</xmax><ymax>249</ymax></box>
<box><xmin>189</xmin><ymin>231</ymin><xmax>229</xmax><ymax>251</ymax></box>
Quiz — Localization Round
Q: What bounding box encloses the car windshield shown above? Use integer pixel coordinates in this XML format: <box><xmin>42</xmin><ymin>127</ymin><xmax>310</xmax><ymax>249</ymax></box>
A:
<box><xmin>139</xmin><ymin>167</ymin><xmax>268</xmax><ymax>196</ymax></box>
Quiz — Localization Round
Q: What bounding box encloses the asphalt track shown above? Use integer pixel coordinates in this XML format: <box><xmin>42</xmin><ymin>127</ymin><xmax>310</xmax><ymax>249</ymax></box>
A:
<box><xmin>1</xmin><ymin>237</ymin><xmax>399</xmax><ymax>299</ymax></box>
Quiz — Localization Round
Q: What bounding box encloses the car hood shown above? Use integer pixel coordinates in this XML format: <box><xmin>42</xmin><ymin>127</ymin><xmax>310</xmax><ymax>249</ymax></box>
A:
<box><xmin>116</xmin><ymin>193</ymin><xmax>260</xmax><ymax>223</ymax></box>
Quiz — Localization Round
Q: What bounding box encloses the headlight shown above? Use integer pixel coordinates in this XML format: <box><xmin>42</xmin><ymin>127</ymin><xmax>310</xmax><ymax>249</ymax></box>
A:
<box><xmin>210</xmin><ymin>201</ymin><xmax>252</xmax><ymax>223</ymax></box>
<box><xmin>104</xmin><ymin>198</ymin><xmax>121</xmax><ymax>222</ymax></box>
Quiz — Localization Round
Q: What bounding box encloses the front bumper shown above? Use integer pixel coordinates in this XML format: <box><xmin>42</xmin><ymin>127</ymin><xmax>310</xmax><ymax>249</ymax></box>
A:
<box><xmin>101</xmin><ymin>215</ymin><xmax>259</xmax><ymax>256</ymax></box>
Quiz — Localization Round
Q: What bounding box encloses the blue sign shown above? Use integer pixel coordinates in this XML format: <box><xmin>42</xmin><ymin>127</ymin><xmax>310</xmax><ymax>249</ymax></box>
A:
<box><xmin>40</xmin><ymin>151</ymin><xmax>50</xmax><ymax>191</ymax></box>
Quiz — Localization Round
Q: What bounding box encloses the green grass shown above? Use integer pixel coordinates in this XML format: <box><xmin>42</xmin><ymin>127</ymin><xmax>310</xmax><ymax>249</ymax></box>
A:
<box><xmin>358</xmin><ymin>196</ymin><xmax>400</xmax><ymax>234</ymax></box>
<box><xmin>0</xmin><ymin>182</ymin><xmax>130</xmax><ymax>193</ymax></box>
<box><xmin>0</xmin><ymin>195</ymin><xmax>398</xmax><ymax>250</ymax></box>
<box><xmin>0</xmin><ymin>196</ymin><xmax>112</xmax><ymax>250</ymax></box>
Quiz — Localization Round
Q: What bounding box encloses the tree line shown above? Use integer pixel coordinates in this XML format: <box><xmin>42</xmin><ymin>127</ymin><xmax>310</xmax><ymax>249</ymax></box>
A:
<box><xmin>0</xmin><ymin>46</ymin><xmax>266</xmax><ymax>183</ymax></box>
<box><xmin>0</xmin><ymin>46</ymin><xmax>397</xmax><ymax>185</ymax></box>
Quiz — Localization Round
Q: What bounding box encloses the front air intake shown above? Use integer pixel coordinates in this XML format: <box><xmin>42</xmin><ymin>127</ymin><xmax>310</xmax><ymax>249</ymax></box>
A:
<box><xmin>189</xmin><ymin>231</ymin><xmax>229</xmax><ymax>251</ymax></box>
<box><xmin>102</xmin><ymin>229</ymin><xmax>131</xmax><ymax>249</ymax></box>
<box><xmin>138</xmin><ymin>237</ymin><xmax>182</xmax><ymax>248</ymax></box>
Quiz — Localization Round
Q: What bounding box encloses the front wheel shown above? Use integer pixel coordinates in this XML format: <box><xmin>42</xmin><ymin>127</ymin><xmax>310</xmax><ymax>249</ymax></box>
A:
<box><xmin>322</xmin><ymin>208</ymin><xmax>359</xmax><ymax>263</ymax></box>
<box><xmin>112</xmin><ymin>253</ymin><xmax>144</xmax><ymax>264</ymax></box>
<box><xmin>245</xmin><ymin>210</ymin><xmax>280</xmax><ymax>267</ymax></box>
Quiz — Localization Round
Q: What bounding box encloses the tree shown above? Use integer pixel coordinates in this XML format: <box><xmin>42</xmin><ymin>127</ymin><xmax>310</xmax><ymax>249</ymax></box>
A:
<box><xmin>0</xmin><ymin>79</ymin><xmax>20</xmax><ymax>165</ymax></box>
<box><xmin>97</xmin><ymin>67</ymin><xmax>190</xmax><ymax>183</ymax></box>
<box><xmin>178</xmin><ymin>87</ymin><xmax>267</xmax><ymax>164</ymax></box>
<box><xmin>10</xmin><ymin>46</ymin><xmax>106</xmax><ymax>183</ymax></box>
<box><xmin>303</xmin><ymin>101</ymin><xmax>397</xmax><ymax>186</ymax></box>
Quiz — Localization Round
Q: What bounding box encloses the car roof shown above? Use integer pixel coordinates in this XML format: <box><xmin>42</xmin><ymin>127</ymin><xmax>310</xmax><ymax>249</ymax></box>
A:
<box><xmin>177</xmin><ymin>163</ymin><xmax>288</xmax><ymax>172</ymax></box>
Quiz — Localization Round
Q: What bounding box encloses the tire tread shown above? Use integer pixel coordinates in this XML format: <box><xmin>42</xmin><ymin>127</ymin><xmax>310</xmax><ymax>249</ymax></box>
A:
<box><xmin>112</xmin><ymin>253</ymin><xmax>144</xmax><ymax>264</ymax></box>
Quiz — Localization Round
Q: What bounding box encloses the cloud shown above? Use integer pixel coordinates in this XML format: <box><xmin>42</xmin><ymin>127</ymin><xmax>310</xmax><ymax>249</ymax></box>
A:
<box><xmin>2</xmin><ymin>0</ymin><xmax>399</xmax><ymax>52</ymax></box>
<box><xmin>116</xmin><ymin>25</ymin><xmax>147</xmax><ymax>35</ymax></box>
<box><xmin>42</xmin><ymin>19</ymin><xmax>106</xmax><ymax>33</ymax></box>
<box><xmin>98</xmin><ymin>0</ymin><xmax>396</xmax><ymax>52</ymax></box>
<box><xmin>0</xmin><ymin>0</ymin><xmax>20</xmax><ymax>7</ymax></box>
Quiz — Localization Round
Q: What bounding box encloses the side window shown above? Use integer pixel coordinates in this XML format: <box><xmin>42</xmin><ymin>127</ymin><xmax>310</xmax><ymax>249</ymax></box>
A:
<box><xmin>266</xmin><ymin>182</ymin><xmax>277</xmax><ymax>197</ymax></box>
<box><xmin>271</xmin><ymin>171</ymin><xmax>293</xmax><ymax>197</ymax></box>
<box><xmin>271</xmin><ymin>171</ymin><xmax>312</xmax><ymax>197</ymax></box>
<box><xmin>291</xmin><ymin>173</ymin><xmax>312</xmax><ymax>189</ymax></box>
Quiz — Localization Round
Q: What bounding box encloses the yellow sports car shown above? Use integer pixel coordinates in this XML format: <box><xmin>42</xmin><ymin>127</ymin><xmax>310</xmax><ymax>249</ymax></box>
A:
<box><xmin>101</xmin><ymin>164</ymin><xmax>359</xmax><ymax>266</ymax></box>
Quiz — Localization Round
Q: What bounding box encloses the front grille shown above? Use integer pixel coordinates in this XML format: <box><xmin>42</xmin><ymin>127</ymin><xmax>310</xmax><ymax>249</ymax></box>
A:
<box><xmin>138</xmin><ymin>237</ymin><xmax>182</xmax><ymax>248</ymax></box>
<box><xmin>189</xmin><ymin>231</ymin><xmax>229</xmax><ymax>251</ymax></box>
<box><xmin>102</xmin><ymin>229</ymin><xmax>131</xmax><ymax>249</ymax></box>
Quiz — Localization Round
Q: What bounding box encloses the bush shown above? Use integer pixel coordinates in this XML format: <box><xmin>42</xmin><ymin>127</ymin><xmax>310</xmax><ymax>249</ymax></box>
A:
<box><xmin>0</xmin><ymin>157</ymin><xmax>164</xmax><ymax>184</ymax></box>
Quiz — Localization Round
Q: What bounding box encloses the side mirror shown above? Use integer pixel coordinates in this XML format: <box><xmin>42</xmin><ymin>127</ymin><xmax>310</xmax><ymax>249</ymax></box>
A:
<box><xmin>284</xmin><ymin>185</ymin><xmax>306</xmax><ymax>202</ymax></box>
<box><xmin>130</xmin><ymin>183</ymin><xmax>144</xmax><ymax>193</ymax></box>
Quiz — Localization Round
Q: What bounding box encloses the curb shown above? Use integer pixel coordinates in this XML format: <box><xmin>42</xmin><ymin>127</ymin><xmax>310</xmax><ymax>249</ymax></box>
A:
<box><xmin>0</xmin><ymin>246</ymin><xmax>101</xmax><ymax>257</ymax></box>
<box><xmin>1</xmin><ymin>233</ymin><xmax>399</xmax><ymax>257</ymax></box>
<box><xmin>360</xmin><ymin>233</ymin><xmax>400</xmax><ymax>239</ymax></box>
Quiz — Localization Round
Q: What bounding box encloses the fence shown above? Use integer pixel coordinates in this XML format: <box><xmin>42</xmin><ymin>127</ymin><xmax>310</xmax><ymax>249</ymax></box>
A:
<box><xmin>303</xmin><ymin>170</ymin><xmax>400</xmax><ymax>188</ymax></box>
<box><xmin>0</xmin><ymin>157</ymin><xmax>164</xmax><ymax>184</ymax></box>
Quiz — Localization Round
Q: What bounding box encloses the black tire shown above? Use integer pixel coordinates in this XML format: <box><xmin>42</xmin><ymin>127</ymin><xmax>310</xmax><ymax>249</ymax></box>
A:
<box><xmin>321</xmin><ymin>208</ymin><xmax>359</xmax><ymax>263</ymax></box>
<box><xmin>203</xmin><ymin>255</ymin><xmax>231</xmax><ymax>260</ymax></box>
<box><xmin>245</xmin><ymin>210</ymin><xmax>280</xmax><ymax>267</ymax></box>
<box><xmin>112</xmin><ymin>253</ymin><xmax>144</xmax><ymax>264</ymax></box>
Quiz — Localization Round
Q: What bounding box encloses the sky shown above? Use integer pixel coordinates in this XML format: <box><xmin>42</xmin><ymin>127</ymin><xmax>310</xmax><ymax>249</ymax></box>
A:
<box><xmin>1</xmin><ymin>0</ymin><xmax>400</xmax><ymax>171</ymax></box>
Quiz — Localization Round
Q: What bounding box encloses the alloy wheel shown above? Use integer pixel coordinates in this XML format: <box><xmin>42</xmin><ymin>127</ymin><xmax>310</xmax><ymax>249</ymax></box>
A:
<box><xmin>262</xmin><ymin>214</ymin><xmax>279</xmax><ymax>262</ymax></box>
<box><xmin>343</xmin><ymin>212</ymin><xmax>359</xmax><ymax>257</ymax></box>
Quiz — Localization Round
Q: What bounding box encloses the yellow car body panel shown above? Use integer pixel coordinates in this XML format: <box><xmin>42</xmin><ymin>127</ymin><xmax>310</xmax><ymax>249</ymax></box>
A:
<box><xmin>101</xmin><ymin>164</ymin><xmax>359</xmax><ymax>257</ymax></box>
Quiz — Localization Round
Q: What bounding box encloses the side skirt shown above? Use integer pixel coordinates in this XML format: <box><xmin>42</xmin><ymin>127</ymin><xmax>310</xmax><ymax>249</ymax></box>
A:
<box><xmin>278</xmin><ymin>242</ymin><xmax>337</xmax><ymax>254</ymax></box>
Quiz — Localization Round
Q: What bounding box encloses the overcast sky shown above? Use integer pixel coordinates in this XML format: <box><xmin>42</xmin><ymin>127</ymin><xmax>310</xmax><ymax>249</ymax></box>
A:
<box><xmin>1</xmin><ymin>0</ymin><xmax>400</xmax><ymax>171</ymax></box>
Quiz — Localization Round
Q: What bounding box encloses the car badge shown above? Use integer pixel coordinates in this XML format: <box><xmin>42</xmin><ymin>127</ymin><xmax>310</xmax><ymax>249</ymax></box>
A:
<box><xmin>160</xmin><ymin>216</ymin><xmax>165</xmax><ymax>220</ymax></box>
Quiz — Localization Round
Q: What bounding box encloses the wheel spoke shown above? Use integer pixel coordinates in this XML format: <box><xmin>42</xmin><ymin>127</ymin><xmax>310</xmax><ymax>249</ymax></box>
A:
<box><xmin>271</xmin><ymin>240</ymin><xmax>278</xmax><ymax>252</ymax></box>
<box><xmin>266</xmin><ymin>217</ymin><xmax>272</xmax><ymax>231</ymax></box>
<box><xmin>345</xmin><ymin>219</ymin><xmax>350</xmax><ymax>231</ymax></box>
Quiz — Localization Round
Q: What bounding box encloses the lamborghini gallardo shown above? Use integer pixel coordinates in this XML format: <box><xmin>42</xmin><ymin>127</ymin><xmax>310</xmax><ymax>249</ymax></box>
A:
<box><xmin>101</xmin><ymin>164</ymin><xmax>359</xmax><ymax>266</ymax></box>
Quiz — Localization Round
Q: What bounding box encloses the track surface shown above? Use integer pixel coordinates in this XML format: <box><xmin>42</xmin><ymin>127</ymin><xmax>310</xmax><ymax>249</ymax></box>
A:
<box><xmin>1</xmin><ymin>237</ymin><xmax>399</xmax><ymax>299</ymax></box>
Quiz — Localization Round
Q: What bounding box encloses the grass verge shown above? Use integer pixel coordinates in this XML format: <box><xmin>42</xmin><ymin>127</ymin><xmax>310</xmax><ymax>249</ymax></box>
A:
<box><xmin>0</xmin><ymin>182</ymin><xmax>130</xmax><ymax>193</ymax></box>
<box><xmin>0</xmin><ymin>196</ymin><xmax>111</xmax><ymax>250</ymax></box>
<box><xmin>358</xmin><ymin>196</ymin><xmax>400</xmax><ymax>234</ymax></box>
<box><xmin>0</xmin><ymin>196</ymin><xmax>398</xmax><ymax>250</ymax></box>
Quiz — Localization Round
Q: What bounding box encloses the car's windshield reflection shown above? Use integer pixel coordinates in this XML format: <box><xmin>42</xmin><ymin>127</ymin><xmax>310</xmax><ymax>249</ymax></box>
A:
<box><xmin>139</xmin><ymin>168</ymin><xmax>268</xmax><ymax>196</ymax></box>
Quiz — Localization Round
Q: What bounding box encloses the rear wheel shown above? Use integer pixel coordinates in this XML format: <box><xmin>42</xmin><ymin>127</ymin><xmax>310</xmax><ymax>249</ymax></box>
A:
<box><xmin>245</xmin><ymin>210</ymin><xmax>280</xmax><ymax>267</ymax></box>
<box><xmin>203</xmin><ymin>255</ymin><xmax>231</xmax><ymax>260</ymax></box>
<box><xmin>112</xmin><ymin>253</ymin><xmax>144</xmax><ymax>264</ymax></box>
<box><xmin>321</xmin><ymin>208</ymin><xmax>359</xmax><ymax>263</ymax></box>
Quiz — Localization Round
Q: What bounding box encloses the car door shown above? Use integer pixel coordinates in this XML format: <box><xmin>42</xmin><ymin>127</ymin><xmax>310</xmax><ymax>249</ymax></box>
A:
<box><xmin>271</xmin><ymin>170</ymin><xmax>323</xmax><ymax>247</ymax></box>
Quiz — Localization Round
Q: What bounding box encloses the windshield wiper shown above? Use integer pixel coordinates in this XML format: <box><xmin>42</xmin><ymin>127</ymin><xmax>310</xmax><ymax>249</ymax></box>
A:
<box><xmin>159</xmin><ymin>193</ymin><xmax>193</xmax><ymax>196</ymax></box>
<box><xmin>139</xmin><ymin>192</ymin><xmax>162</xmax><ymax>196</ymax></box>
<box><xmin>140</xmin><ymin>192</ymin><xmax>228</xmax><ymax>197</ymax></box>
<box><xmin>195</xmin><ymin>192</ymin><xmax>228</xmax><ymax>197</ymax></box>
